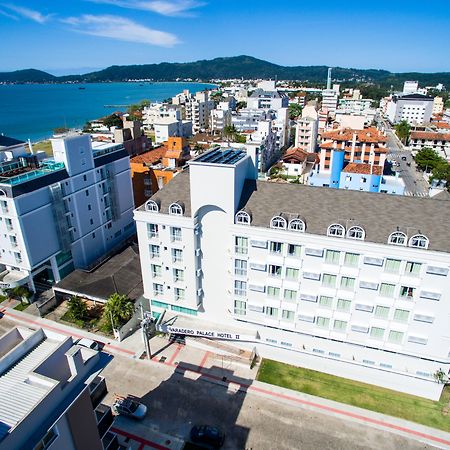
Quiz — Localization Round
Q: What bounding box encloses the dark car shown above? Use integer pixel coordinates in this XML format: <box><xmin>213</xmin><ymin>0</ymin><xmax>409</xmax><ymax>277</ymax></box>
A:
<box><xmin>401</xmin><ymin>156</ymin><xmax>407</xmax><ymax>161</ymax></box>
<box><xmin>190</xmin><ymin>425</ymin><xmax>225</xmax><ymax>448</ymax></box>
<box><xmin>112</xmin><ymin>396</ymin><xmax>147</xmax><ymax>420</ymax></box>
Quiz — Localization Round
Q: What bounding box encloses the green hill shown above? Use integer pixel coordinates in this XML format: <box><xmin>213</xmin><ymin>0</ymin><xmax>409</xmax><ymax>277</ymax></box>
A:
<box><xmin>0</xmin><ymin>68</ymin><xmax>56</xmax><ymax>83</ymax></box>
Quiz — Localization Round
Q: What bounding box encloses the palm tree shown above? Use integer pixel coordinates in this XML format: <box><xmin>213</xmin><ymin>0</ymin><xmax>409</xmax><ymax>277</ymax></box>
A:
<box><xmin>102</xmin><ymin>293</ymin><xmax>134</xmax><ymax>331</ymax></box>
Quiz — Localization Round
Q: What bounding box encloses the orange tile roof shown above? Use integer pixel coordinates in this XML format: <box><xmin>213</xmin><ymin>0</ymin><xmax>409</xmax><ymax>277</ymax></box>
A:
<box><xmin>434</xmin><ymin>122</ymin><xmax>450</xmax><ymax>129</ymax></box>
<box><xmin>342</xmin><ymin>163</ymin><xmax>383</xmax><ymax>175</ymax></box>
<box><xmin>282</xmin><ymin>147</ymin><xmax>319</xmax><ymax>164</ymax></box>
<box><xmin>410</xmin><ymin>131</ymin><xmax>450</xmax><ymax>141</ymax></box>
<box><xmin>320</xmin><ymin>127</ymin><xmax>387</xmax><ymax>143</ymax></box>
<box><xmin>130</xmin><ymin>147</ymin><xmax>167</xmax><ymax>164</ymax></box>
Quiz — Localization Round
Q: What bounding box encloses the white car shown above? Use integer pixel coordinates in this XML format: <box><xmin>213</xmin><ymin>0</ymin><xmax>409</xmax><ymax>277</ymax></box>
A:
<box><xmin>75</xmin><ymin>338</ymin><xmax>101</xmax><ymax>351</ymax></box>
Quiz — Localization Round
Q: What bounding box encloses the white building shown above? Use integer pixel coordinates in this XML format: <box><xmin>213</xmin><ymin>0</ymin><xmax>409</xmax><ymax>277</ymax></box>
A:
<box><xmin>142</xmin><ymin>103</ymin><xmax>182</xmax><ymax>131</ymax></box>
<box><xmin>210</xmin><ymin>107</ymin><xmax>232</xmax><ymax>134</ymax></box>
<box><xmin>0</xmin><ymin>327</ymin><xmax>115</xmax><ymax>450</ymax></box>
<box><xmin>245</xmin><ymin>121</ymin><xmax>278</xmax><ymax>171</ymax></box>
<box><xmin>154</xmin><ymin>118</ymin><xmax>192</xmax><ymax>144</ymax></box>
<box><xmin>321</xmin><ymin>89</ymin><xmax>339</xmax><ymax>115</ymax></box>
<box><xmin>432</xmin><ymin>96</ymin><xmax>444</xmax><ymax>115</ymax></box>
<box><xmin>232</xmin><ymin>109</ymin><xmax>273</xmax><ymax>132</ymax></box>
<box><xmin>183</xmin><ymin>91</ymin><xmax>215</xmax><ymax>134</ymax></box>
<box><xmin>403</xmin><ymin>81</ymin><xmax>419</xmax><ymax>94</ymax></box>
<box><xmin>135</xmin><ymin>148</ymin><xmax>450</xmax><ymax>400</ymax></box>
<box><xmin>0</xmin><ymin>134</ymin><xmax>135</xmax><ymax>293</ymax></box>
<box><xmin>386</xmin><ymin>94</ymin><xmax>434</xmax><ymax>125</ymax></box>
<box><xmin>295</xmin><ymin>105</ymin><xmax>319</xmax><ymax>152</ymax></box>
<box><xmin>246</xmin><ymin>82</ymin><xmax>289</xmax><ymax>110</ymax></box>
<box><xmin>410</xmin><ymin>131</ymin><xmax>450</xmax><ymax>161</ymax></box>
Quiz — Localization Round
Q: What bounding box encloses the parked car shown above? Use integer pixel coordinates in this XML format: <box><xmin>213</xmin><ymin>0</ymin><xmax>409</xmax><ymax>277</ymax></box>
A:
<box><xmin>112</xmin><ymin>396</ymin><xmax>147</xmax><ymax>420</ymax></box>
<box><xmin>75</xmin><ymin>338</ymin><xmax>101</xmax><ymax>351</ymax></box>
<box><xmin>190</xmin><ymin>425</ymin><xmax>225</xmax><ymax>448</ymax></box>
<box><xmin>401</xmin><ymin>156</ymin><xmax>407</xmax><ymax>161</ymax></box>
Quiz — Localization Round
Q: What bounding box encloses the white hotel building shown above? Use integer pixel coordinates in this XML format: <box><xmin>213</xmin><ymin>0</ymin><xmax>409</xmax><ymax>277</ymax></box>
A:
<box><xmin>134</xmin><ymin>148</ymin><xmax>450</xmax><ymax>400</ymax></box>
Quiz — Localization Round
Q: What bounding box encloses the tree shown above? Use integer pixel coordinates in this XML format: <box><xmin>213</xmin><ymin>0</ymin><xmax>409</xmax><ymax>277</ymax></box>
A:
<box><xmin>223</xmin><ymin>125</ymin><xmax>237</xmax><ymax>142</ymax></box>
<box><xmin>67</xmin><ymin>296</ymin><xmax>89</xmax><ymax>322</ymax></box>
<box><xmin>53</xmin><ymin>127</ymin><xmax>69</xmax><ymax>134</ymax></box>
<box><xmin>433</xmin><ymin>368</ymin><xmax>448</xmax><ymax>384</ymax></box>
<box><xmin>82</xmin><ymin>121</ymin><xmax>94</xmax><ymax>133</ymax></box>
<box><xmin>7</xmin><ymin>286</ymin><xmax>32</xmax><ymax>303</ymax></box>
<box><xmin>102</xmin><ymin>114</ymin><xmax>123</xmax><ymax>129</ymax></box>
<box><xmin>394</xmin><ymin>120</ymin><xmax>410</xmax><ymax>144</ymax></box>
<box><xmin>236</xmin><ymin>101</ymin><xmax>247</xmax><ymax>110</ymax></box>
<box><xmin>431</xmin><ymin>160</ymin><xmax>450</xmax><ymax>191</ymax></box>
<box><xmin>289</xmin><ymin>103</ymin><xmax>302</xmax><ymax>120</ymax></box>
<box><xmin>102</xmin><ymin>293</ymin><xmax>134</xmax><ymax>331</ymax></box>
<box><xmin>414</xmin><ymin>147</ymin><xmax>444</xmax><ymax>172</ymax></box>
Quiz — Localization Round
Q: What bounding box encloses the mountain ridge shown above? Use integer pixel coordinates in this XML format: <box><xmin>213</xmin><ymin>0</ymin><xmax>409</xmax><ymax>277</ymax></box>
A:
<box><xmin>1</xmin><ymin>56</ymin><xmax>449</xmax><ymax>88</ymax></box>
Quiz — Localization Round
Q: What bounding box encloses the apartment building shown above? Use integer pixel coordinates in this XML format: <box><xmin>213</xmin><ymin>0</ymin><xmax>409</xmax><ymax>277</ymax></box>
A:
<box><xmin>142</xmin><ymin>103</ymin><xmax>183</xmax><ymax>131</ymax></box>
<box><xmin>134</xmin><ymin>147</ymin><xmax>450</xmax><ymax>400</ymax></box>
<box><xmin>232</xmin><ymin>109</ymin><xmax>274</xmax><ymax>132</ymax></box>
<box><xmin>0</xmin><ymin>134</ymin><xmax>135</xmax><ymax>293</ymax></box>
<box><xmin>153</xmin><ymin>118</ymin><xmax>192</xmax><ymax>144</ymax></box>
<box><xmin>0</xmin><ymin>327</ymin><xmax>117</xmax><ymax>450</ymax></box>
<box><xmin>246</xmin><ymin>81</ymin><xmax>289</xmax><ymax>110</ymax></box>
<box><xmin>294</xmin><ymin>104</ymin><xmax>319</xmax><ymax>152</ymax></box>
<box><xmin>410</xmin><ymin>131</ymin><xmax>450</xmax><ymax>161</ymax></box>
<box><xmin>244</xmin><ymin>121</ymin><xmax>277</xmax><ymax>172</ymax></box>
<box><xmin>183</xmin><ymin>91</ymin><xmax>215</xmax><ymax>133</ymax></box>
<box><xmin>210</xmin><ymin>108</ymin><xmax>232</xmax><ymax>134</ymax></box>
<box><xmin>386</xmin><ymin>94</ymin><xmax>434</xmax><ymax>125</ymax></box>
<box><xmin>321</xmin><ymin>89</ymin><xmax>339</xmax><ymax>115</ymax></box>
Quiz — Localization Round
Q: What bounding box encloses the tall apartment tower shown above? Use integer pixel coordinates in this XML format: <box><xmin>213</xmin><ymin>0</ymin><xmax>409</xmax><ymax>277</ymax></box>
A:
<box><xmin>0</xmin><ymin>134</ymin><xmax>135</xmax><ymax>293</ymax></box>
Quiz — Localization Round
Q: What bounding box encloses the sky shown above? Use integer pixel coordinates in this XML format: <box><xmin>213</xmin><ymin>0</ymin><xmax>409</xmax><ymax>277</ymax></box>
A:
<box><xmin>1</xmin><ymin>0</ymin><xmax>450</xmax><ymax>74</ymax></box>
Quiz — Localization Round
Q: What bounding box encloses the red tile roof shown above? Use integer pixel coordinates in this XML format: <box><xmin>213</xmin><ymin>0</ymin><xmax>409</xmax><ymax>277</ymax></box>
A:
<box><xmin>342</xmin><ymin>163</ymin><xmax>383</xmax><ymax>175</ymax></box>
<box><xmin>320</xmin><ymin>127</ymin><xmax>387</xmax><ymax>143</ymax></box>
<box><xmin>410</xmin><ymin>131</ymin><xmax>450</xmax><ymax>141</ymax></box>
<box><xmin>130</xmin><ymin>147</ymin><xmax>167</xmax><ymax>164</ymax></box>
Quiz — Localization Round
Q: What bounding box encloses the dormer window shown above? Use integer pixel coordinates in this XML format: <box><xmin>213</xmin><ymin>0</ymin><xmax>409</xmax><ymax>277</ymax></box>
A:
<box><xmin>388</xmin><ymin>231</ymin><xmax>407</xmax><ymax>246</ymax></box>
<box><xmin>169</xmin><ymin>203</ymin><xmax>183</xmax><ymax>216</ymax></box>
<box><xmin>235</xmin><ymin>211</ymin><xmax>251</xmax><ymax>225</ymax></box>
<box><xmin>288</xmin><ymin>219</ymin><xmax>305</xmax><ymax>232</ymax></box>
<box><xmin>347</xmin><ymin>226</ymin><xmax>365</xmax><ymax>240</ymax></box>
<box><xmin>270</xmin><ymin>216</ymin><xmax>287</xmax><ymax>230</ymax></box>
<box><xmin>145</xmin><ymin>199</ymin><xmax>159</xmax><ymax>213</ymax></box>
<box><xmin>409</xmin><ymin>234</ymin><xmax>429</xmax><ymax>249</ymax></box>
<box><xmin>327</xmin><ymin>224</ymin><xmax>345</xmax><ymax>238</ymax></box>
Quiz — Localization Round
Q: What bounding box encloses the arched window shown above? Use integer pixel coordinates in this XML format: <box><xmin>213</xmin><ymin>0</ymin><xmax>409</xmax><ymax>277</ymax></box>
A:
<box><xmin>270</xmin><ymin>216</ymin><xmax>287</xmax><ymax>230</ymax></box>
<box><xmin>327</xmin><ymin>224</ymin><xmax>345</xmax><ymax>237</ymax></box>
<box><xmin>347</xmin><ymin>226</ymin><xmax>365</xmax><ymax>240</ymax></box>
<box><xmin>235</xmin><ymin>211</ymin><xmax>251</xmax><ymax>225</ymax></box>
<box><xmin>169</xmin><ymin>203</ymin><xmax>183</xmax><ymax>216</ymax></box>
<box><xmin>409</xmin><ymin>234</ymin><xmax>429</xmax><ymax>249</ymax></box>
<box><xmin>288</xmin><ymin>219</ymin><xmax>305</xmax><ymax>232</ymax></box>
<box><xmin>145</xmin><ymin>199</ymin><xmax>159</xmax><ymax>212</ymax></box>
<box><xmin>388</xmin><ymin>231</ymin><xmax>407</xmax><ymax>246</ymax></box>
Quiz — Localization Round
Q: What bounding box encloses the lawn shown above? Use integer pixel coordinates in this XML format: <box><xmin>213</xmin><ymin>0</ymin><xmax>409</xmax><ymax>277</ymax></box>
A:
<box><xmin>257</xmin><ymin>359</ymin><xmax>450</xmax><ymax>432</ymax></box>
<box><xmin>13</xmin><ymin>302</ymin><xmax>30</xmax><ymax>311</ymax></box>
<box><xmin>32</xmin><ymin>140</ymin><xmax>53</xmax><ymax>155</ymax></box>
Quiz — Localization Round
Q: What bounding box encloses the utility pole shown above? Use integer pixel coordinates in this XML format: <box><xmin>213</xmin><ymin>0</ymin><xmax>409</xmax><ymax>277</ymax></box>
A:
<box><xmin>140</xmin><ymin>303</ymin><xmax>151</xmax><ymax>360</ymax></box>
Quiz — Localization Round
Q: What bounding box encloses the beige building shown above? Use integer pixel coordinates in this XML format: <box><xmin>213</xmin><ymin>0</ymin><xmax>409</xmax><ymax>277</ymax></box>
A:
<box><xmin>432</xmin><ymin>96</ymin><xmax>444</xmax><ymax>115</ymax></box>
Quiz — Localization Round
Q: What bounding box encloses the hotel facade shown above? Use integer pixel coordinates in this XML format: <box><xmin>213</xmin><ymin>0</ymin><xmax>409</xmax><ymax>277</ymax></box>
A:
<box><xmin>134</xmin><ymin>148</ymin><xmax>450</xmax><ymax>400</ymax></box>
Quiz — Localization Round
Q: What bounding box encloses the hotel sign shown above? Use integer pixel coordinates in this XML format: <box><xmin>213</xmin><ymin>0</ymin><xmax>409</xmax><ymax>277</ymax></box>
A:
<box><xmin>158</xmin><ymin>324</ymin><xmax>257</xmax><ymax>342</ymax></box>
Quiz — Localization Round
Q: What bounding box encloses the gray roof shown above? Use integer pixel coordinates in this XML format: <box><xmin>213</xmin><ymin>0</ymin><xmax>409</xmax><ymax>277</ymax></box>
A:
<box><xmin>238</xmin><ymin>180</ymin><xmax>450</xmax><ymax>253</ymax></box>
<box><xmin>0</xmin><ymin>135</ymin><xmax>25</xmax><ymax>148</ymax></box>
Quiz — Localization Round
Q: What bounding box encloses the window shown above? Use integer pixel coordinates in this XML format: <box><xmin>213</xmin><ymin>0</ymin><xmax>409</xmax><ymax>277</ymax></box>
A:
<box><xmin>322</xmin><ymin>273</ymin><xmax>337</xmax><ymax>288</ymax></box>
<box><xmin>284</xmin><ymin>289</ymin><xmax>297</xmax><ymax>301</ymax></box>
<box><xmin>234</xmin><ymin>259</ymin><xmax>247</xmax><ymax>276</ymax></box>
<box><xmin>388</xmin><ymin>231</ymin><xmax>407</xmax><ymax>246</ymax></box>
<box><xmin>347</xmin><ymin>226</ymin><xmax>365</xmax><ymax>240</ymax></box>
<box><xmin>400</xmin><ymin>286</ymin><xmax>415</xmax><ymax>298</ymax></box>
<box><xmin>288</xmin><ymin>244</ymin><xmax>301</xmax><ymax>257</ymax></box>
<box><xmin>379</xmin><ymin>283</ymin><xmax>395</xmax><ymax>298</ymax></box>
<box><xmin>235</xmin><ymin>236</ymin><xmax>248</xmax><ymax>254</ymax></box>
<box><xmin>340</xmin><ymin>277</ymin><xmax>355</xmax><ymax>291</ymax></box>
<box><xmin>327</xmin><ymin>224</ymin><xmax>345</xmax><ymax>237</ymax></box>
<box><xmin>266</xmin><ymin>307</ymin><xmax>279</xmax><ymax>318</ymax></box>
<box><xmin>170</xmin><ymin>227</ymin><xmax>182</xmax><ymax>242</ymax></box>
<box><xmin>316</xmin><ymin>317</ymin><xmax>330</xmax><ymax>328</ymax></box>
<box><xmin>385</xmin><ymin>258</ymin><xmax>401</xmax><ymax>273</ymax></box>
<box><xmin>267</xmin><ymin>286</ymin><xmax>280</xmax><ymax>298</ymax></box>
<box><xmin>270</xmin><ymin>241</ymin><xmax>283</xmax><ymax>254</ymax></box>
<box><xmin>90</xmin><ymin>218</ymin><xmax>94</xmax><ymax>225</ymax></box>
<box><xmin>172</xmin><ymin>248</ymin><xmax>183</xmax><ymax>263</ymax></box>
<box><xmin>288</xmin><ymin>219</ymin><xmax>305</xmax><ymax>232</ymax></box>
<box><xmin>145</xmin><ymin>200</ymin><xmax>159</xmax><ymax>212</ymax></box>
<box><xmin>169</xmin><ymin>203</ymin><xmax>183</xmax><ymax>215</ymax></box>
<box><xmin>234</xmin><ymin>280</ymin><xmax>247</xmax><ymax>296</ymax></box>
<box><xmin>83</xmin><ymin>174</ymin><xmax>87</xmax><ymax>181</ymax></box>
<box><xmin>375</xmin><ymin>305</ymin><xmax>390</xmax><ymax>319</ymax></box>
<box><xmin>149</xmin><ymin>244</ymin><xmax>160</xmax><ymax>259</ymax></box>
<box><xmin>336</xmin><ymin>298</ymin><xmax>351</xmax><ymax>312</ymax></box>
<box><xmin>151</xmin><ymin>264</ymin><xmax>161</xmax><ymax>278</ymax></box>
<box><xmin>85</xmin><ymin>189</ymin><xmax>89</xmax><ymax>197</ymax></box>
<box><xmin>270</xmin><ymin>216</ymin><xmax>287</xmax><ymax>229</ymax></box>
<box><xmin>318</xmin><ymin>295</ymin><xmax>333</xmax><ymax>308</ymax></box>
<box><xmin>174</xmin><ymin>288</ymin><xmax>185</xmax><ymax>301</ymax></box>
<box><xmin>333</xmin><ymin>320</ymin><xmax>347</xmax><ymax>332</ymax></box>
<box><xmin>153</xmin><ymin>283</ymin><xmax>163</xmax><ymax>296</ymax></box>
<box><xmin>34</xmin><ymin>426</ymin><xmax>58</xmax><ymax>450</ymax></box>
<box><xmin>370</xmin><ymin>327</ymin><xmax>385</xmax><ymax>339</ymax></box>
<box><xmin>173</xmin><ymin>268</ymin><xmax>184</xmax><ymax>282</ymax></box>
<box><xmin>235</xmin><ymin>211</ymin><xmax>251</xmax><ymax>225</ymax></box>
<box><xmin>394</xmin><ymin>309</ymin><xmax>410</xmax><ymax>322</ymax></box>
<box><xmin>409</xmin><ymin>234</ymin><xmax>429</xmax><ymax>249</ymax></box>
<box><xmin>268</xmin><ymin>265</ymin><xmax>282</xmax><ymax>277</ymax></box>
<box><xmin>234</xmin><ymin>300</ymin><xmax>246</xmax><ymax>315</ymax></box>
<box><xmin>344</xmin><ymin>252</ymin><xmax>359</xmax><ymax>267</ymax></box>
<box><xmin>147</xmin><ymin>223</ymin><xmax>159</xmax><ymax>239</ymax></box>
<box><xmin>282</xmin><ymin>310</ymin><xmax>295</xmax><ymax>321</ymax></box>
<box><xmin>388</xmin><ymin>330</ymin><xmax>404</xmax><ymax>344</ymax></box>
<box><xmin>285</xmin><ymin>267</ymin><xmax>299</xmax><ymax>280</ymax></box>
<box><xmin>88</xmin><ymin>204</ymin><xmax>92</xmax><ymax>211</ymax></box>
<box><xmin>325</xmin><ymin>250</ymin><xmax>340</xmax><ymax>264</ymax></box>
<box><xmin>405</xmin><ymin>261</ymin><xmax>421</xmax><ymax>276</ymax></box>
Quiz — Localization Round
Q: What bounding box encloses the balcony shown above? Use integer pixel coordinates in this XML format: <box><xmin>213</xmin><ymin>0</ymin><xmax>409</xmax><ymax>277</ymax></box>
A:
<box><xmin>95</xmin><ymin>404</ymin><xmax>114</xmax><ymax>439</ymax></box>
<box><xmin>147</xmin><ymin>232</ymin><xmax>159</xmax><ymax>239</ymax></box>
<box><xmin>89</xmin><ymin>376</ymin><xmax>108</xmax><ymax>409</ymax></box>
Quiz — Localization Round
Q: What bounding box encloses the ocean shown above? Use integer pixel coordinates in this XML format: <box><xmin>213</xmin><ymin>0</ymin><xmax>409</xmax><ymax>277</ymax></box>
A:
<box><xmin>0</xmin><ymin>82</ymin><xmax>216</xmax><ymax>142</ymax></box>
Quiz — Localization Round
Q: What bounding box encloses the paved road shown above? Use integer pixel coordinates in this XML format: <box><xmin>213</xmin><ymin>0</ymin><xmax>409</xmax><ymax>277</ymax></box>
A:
<box><xmin>102</xmin><ymin>355</ymin><xmax>438</xmax><ymax>450</ymax></box>
<box><xmin>382</xmin><ymin>121</ymin><xmax>429</xmax><ymax>196</ymax></box>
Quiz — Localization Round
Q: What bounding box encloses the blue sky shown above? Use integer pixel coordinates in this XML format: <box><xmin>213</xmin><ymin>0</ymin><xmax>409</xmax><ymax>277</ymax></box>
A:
<box><xmin>1</xmin><ymin>0</ymin><xmax>450</xmax><ymax>74</ymax></box>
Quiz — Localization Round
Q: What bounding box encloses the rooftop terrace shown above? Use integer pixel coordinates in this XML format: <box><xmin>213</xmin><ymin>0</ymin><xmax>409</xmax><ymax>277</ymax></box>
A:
<box><xmin>0</xmin><ymin>160</ymin><xmax>65</xmax><ymax>186</ymax></box>
<box><xmin>191</xmin><ymin>148</ymin><xmax>247</xmax><ymax>165</ymax></box>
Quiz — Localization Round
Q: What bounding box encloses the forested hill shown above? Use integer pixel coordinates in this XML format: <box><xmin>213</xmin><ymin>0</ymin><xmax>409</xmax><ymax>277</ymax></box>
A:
<box><xmin>1</xmin><ymin>56</ymin><xmax>449</xmax><ymax>89</ymax></box>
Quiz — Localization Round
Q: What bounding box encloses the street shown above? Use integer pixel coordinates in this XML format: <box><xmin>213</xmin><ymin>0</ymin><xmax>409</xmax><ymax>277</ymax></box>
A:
<box><xmin>382</xmin><ymin>121</ymin><xmax>429</xmax><ymax>196</ymax></box>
